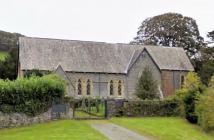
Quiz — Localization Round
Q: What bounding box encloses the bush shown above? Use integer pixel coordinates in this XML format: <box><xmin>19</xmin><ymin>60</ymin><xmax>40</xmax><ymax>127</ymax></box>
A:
<box><xmin>196</xmin><ymin>76</ymin><xmax>214</xmax><ymax>131</ymax></box>
<box><xmin>175</xmin><ymin>72</ymin><xmax>203</xmax><ymax>124</ymax></box>
<box><xmin>0</xmin><ymin>74</ymin><xmax>66</xmax><ymax>116</ymax></box>
<box><xmin>114</xmin><ymin>99</ymin><xmax>181</xmax><ymax>117</ymax></box>
<box><xmin>24</xmin><ymin>69</ymin><xmax>51</xmax><ymax>78</ymax></box>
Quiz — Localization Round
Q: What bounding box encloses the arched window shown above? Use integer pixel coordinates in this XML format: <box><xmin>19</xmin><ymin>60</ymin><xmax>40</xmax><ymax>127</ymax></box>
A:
<box><xmin>110</xmin><ymin>80</ymin><xmax>114</xmax><ymax>95</ymax></box>
<box><xmin>87</xmin><ymin>79</ymin><xmax>91</xmax><ymax>95</ymax></box>
<box><xmin>118</xmin><ymin>80</ymin><xmax>122</xmax><ymax>96</ymax></box>
<box><xmin>181</xmin><ymin>75</ymin><xmax>185</xmax><ymax>87</ymax></box>
<box><xmin>78</xmin><ymin>79</ymin><xmax>82</xmax><ymax>95</ymax></box>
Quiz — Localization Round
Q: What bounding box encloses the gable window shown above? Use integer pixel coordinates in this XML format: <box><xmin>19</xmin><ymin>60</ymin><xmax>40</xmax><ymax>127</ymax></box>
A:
<box><xmin>180</xmin><ymin>75</ymin><xmax>185</xmax><ymax>88</ymax></box>
<box><xmin>110</xmin><ymin>80</ymin><xmax>114</xmax><ymax>95</ymax></box>
<box><xmin>78</xmin><ymin>79</ymin><xmax>82</xmax><ymax>95</ymax></box>
<box><xmin>87</xmin><ymin>79</ymin><xmax>91</xmax><ymax>95</ymax></box>
<box><xmin>118</xmin><ymin>80</ymin><xmax>122</xmax><ymax>96</ymax></box>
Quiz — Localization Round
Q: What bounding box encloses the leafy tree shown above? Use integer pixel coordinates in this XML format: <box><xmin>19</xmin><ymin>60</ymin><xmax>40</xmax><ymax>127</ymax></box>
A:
<box><xmin>196</xmin><ymin>76</ymin><xmax>214</xmax><ymax>131</ymax></box>
<box><xmin>132</xmin><ymin>13</ymin><xmax>204</xmax><ymax>59</ymax></box>
<box><xmin>0</xmin><ymin>30</ymin><xmax>23</xmax><ymax>51</ymax></box>
<box><xmin>207</xmin><ymin>30</ymin><xmax>214</xmax><ymax>45</ymax></box>
<box><xmin>135</xmin><ymin>67</ymin><xmax>159</xmax><ymax>100</ymax></box>
<box><xmin>197</xmin><ymin>31</ymin><xmax>214</xmax><ymax>85</ymax></box>
<box><xmin>0</xmin><ymin>47</ymin><xmax>18</xmax><ymax>80</ymax></box>
<box><xmin>199</xmin><ymin>60</ymin><xmax>214</xmax><ymax>85</ymax></box>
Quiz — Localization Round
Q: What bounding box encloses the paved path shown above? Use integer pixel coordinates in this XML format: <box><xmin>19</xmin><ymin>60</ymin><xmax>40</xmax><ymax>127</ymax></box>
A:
<box><xmin>91</xmin><ymin>122</ymin><xmax>150</xmax><ymax>140</ymax></box>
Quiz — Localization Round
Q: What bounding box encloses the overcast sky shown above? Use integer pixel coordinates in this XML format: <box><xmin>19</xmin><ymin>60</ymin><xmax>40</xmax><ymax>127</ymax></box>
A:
<box><xmin>0</xmin><ymin>0</ymin><xmax>213</xmax><ymax>43</ymax></box>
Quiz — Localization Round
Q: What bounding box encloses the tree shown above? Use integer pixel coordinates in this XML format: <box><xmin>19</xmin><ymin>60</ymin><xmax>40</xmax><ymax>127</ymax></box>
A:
<box><xmin>135</xmin><ymin>67</ymin><xmax>159</xmax><ymax>100</ymax></box>
<box><xmin>197</xmin><ymin>30</ymin><xmax>214</xmax><ymax>85</ymax></box>
<box><xmin>0</xmin><ymin>47</ymin><xmax>18</xmax><ymax>80</ymax></box>
<box><xmin>132</xmin><ymin>13</ymin><xmax>204</xmax><ymax>59</ymax></box>
<box><xmin>196</xmin><ymin>75</ymin><xmax>214</xmax><ymax>131</ymax></box>
<box><xmin>199</xmin><ymin>61</ymin><xmax>214</xmax><ymax>85</ymax></box>
<box><xmin>207</xmin><ymin>30</ymin><xmax>214</xmax><ymax>45</ymax></box>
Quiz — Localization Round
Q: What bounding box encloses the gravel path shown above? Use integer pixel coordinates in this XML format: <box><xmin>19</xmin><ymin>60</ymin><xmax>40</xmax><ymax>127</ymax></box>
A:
<box><xmin>91</xmin><ymin>122</ymin><xmax>150</xmax><ymax>140</ymax></box>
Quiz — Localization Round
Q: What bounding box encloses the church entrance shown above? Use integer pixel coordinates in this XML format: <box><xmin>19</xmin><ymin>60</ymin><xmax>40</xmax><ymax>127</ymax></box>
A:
<box><xmin>73</xmin><ymin>98</ymin><xmax>107</xmax><ymax>119</ymax></box>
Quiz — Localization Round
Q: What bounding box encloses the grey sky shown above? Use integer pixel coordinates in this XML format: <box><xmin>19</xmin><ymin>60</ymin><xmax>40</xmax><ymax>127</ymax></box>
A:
<box><xmin>0</xmin><ymin>0</ymin><xmax>213</xmax><ymax>43</ymax></box>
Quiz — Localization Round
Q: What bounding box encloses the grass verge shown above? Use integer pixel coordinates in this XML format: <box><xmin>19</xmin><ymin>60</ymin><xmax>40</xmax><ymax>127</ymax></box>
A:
<box><xmin>110</xmin><ymin>117</ymin><xmax>214</xmax><ymax>140</ymax></box>
<box><xmin>0</xmin><ymin>120</ymin><xmax>108</xmax><ymax>140</ymax></box>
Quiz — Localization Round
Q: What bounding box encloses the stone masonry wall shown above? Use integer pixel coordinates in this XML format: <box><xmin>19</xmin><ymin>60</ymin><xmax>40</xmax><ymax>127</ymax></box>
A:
<box><xmin>0</xmin><ymin>107</ymin><xmax>73</xmax><ymax>129</ymax></box>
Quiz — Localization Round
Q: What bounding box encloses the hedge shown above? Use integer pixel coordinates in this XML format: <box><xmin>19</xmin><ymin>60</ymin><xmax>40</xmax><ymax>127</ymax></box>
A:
<box><xmin>0</xmin><ymin>74</ymin><xmax>65</xmax><ymax>116</ymax></box>
<box><xmin>114</xmin><ymin>99</ymin><xmax>181</xmax><ymax>117</ymax></box>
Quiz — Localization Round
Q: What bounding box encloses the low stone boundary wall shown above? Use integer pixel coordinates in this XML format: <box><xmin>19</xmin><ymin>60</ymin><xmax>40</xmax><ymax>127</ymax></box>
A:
<box><xmin>0</xmin><ymin>106</ymin><xmax>73</xmax><ymax>129</ymax></box>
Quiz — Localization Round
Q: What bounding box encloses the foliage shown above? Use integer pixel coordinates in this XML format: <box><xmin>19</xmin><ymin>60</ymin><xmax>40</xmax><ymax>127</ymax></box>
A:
<box><xmin>183</xmin><ymin>72</ymin><xmax>201</xmax><ymax>90</ymax></box>
<box><xmin>135</xmin><ymin>67</ymin><xmax>159</xmax><ymax>100</ymax></box>
<box><xmin>197</xmin><ymin>31</ymin><xmax>214</xmax><ymax>85</ymax></box>
<box><xmin>175</xmin><ymin>72</ymin><xmax>202</xmax><ymax>124</ymax></box>
<box><xmin>207</xmin><ymin>30</ymin><xmax>214</xmax><ymax>44</ymax></box>
<box><xmin>111</xmin><ymin>118</ymin><xmax>214</xmax><ymax>140</ymax></box>
<box><xmin>0</xmin><ymin>30</ymin><xmax>23</xmax><ymax>52</ymax></box>
<box><xmin>0</xmin><ymin>120</ymin><xmax>107</xmax><ymax>140</ymax></box>
<box><xmin>24</xmin><ymin>69</ymin><xmax>51</xmax><ymax>78</ymax></box>
<box><xmin>119</xmin><ymin>99</ymin><xmax>181</xmax><ymax>117</ymax></box>
<box><xmin>0</xmin><ymin>30</ymin><xmax>23</xmax><ymax>79</ymax></box>
<box><xmin>0</xmin><ymin>47</ymin><xmax>18</xmax><ymax>80</ymax></box>
<box><xmin>0</xmin><ymin>52</ymin><xmax>8</xmax><ymax>61</ymax></box>
<box><xmin>196</xmin><ymin>75</ymin><xmax>214</xmax><ymax>132</ymax></box>
<box><xmin>0</xmin><ymin>74</ymin><xmax>66</xmax><ymax>116</ymax></box>
<box><xmin>132</xmin><ymin>13</ymin><xmax>204</xmax><ymax>59</ymax></box>
<box><xmin>199</xmin><ymin>60</ymin><xmax>214</xmax><ymax>85</ymax></box>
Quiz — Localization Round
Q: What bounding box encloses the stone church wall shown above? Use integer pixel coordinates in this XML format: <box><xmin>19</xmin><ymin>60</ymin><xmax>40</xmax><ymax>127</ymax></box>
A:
<box><xmin>66</xmin><ymin>72</ymin><xmax>127</xmax><ymax>98</ymax></box>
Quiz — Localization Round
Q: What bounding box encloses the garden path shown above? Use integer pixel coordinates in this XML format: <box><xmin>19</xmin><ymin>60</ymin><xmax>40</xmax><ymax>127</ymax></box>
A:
<box><xmin>91</xmin><ymin>122</ymin><xmax>150</xmax><ymax>140</ymax></box>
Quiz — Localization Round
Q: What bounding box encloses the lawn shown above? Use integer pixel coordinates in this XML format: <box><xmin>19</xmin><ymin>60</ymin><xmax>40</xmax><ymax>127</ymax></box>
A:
<box><xmin>111</xmin><ymin>117</ymin><xmax>214</xmax><ymax>140</ymax></box>
<box><xmin>0</xmin><ymin>51</ymin><xmax>8</xmax><ymax>61</ymax></box>
<box><xmin>0</xmin><ymin>120</ymin><xmax>107</xmax><ymax>140</ymax></box>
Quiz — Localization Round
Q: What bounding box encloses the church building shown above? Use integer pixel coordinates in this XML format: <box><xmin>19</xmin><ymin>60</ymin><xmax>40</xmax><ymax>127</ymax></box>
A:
<box><xmin>18</xmin><ymin>37</ymin><xmax>194</xmax><ymax>99</ymax></box>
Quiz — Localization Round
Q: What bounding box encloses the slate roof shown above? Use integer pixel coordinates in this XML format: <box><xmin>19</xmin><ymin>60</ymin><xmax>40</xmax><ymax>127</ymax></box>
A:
<box><xmin>19</xmin><ymin>37</ymin><xmax>194</xmax><ymax>74</ymax></box>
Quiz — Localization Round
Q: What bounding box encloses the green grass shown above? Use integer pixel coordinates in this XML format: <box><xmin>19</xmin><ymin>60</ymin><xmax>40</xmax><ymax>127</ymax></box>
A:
<box><xmin>0</xmin><ymin>51</ymin><xmax>8</xmax><ymax>61</ymax></box>
<box><xmin>0</xmin><ymin>120</ymin><xmax>107</xmax><ymax>140</ymax></box>
<box><xmin>111</xmin><ymin>117</ymin><xmax>214</xmax><ymax>140</ymax></box>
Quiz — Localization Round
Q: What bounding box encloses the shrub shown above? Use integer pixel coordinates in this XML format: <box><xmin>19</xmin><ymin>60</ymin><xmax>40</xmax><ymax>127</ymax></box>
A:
<box><xmin>135</xmin><ymin>67</ymin><xmax>159</xmax><ymax>100</ymax></box>
<box><xmin>0</xmin><ymin>74</ymin><xmax>66</xmax><ymax>116</ymax></box>
<box><xmin>24</xmin><ymin>69</ymin><xmax>51</xmax><ymax>78</ymax></box>
<box><xmin>113</xmin><ymin>99</ymin><xmax>181</xmax><ymax>117</ymax></box>
<box><xmin>196</xmin><ymin>76</ymin><xmax>214</xmax><ymax>131</ymax></box>
<box><xmin>175</xmin><ymin>72</ymin><xmax>203</xmax><ymax>124</ymax></box>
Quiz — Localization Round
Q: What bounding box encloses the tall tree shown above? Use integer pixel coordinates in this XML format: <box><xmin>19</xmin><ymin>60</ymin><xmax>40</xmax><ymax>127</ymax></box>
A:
<box><xmin>135</xmin><ymin>67</ymin><xmax>159</xmax><ymax>100</ymax></box>
<box><xmin>198</xmin><ymin>30</ymin><xmax>214</xmax><ymax>85</ymax></box>
<box><xmin>132</xmin><ymin>13</ymin><xmax>205</xmax><ymax>59</ymax></box>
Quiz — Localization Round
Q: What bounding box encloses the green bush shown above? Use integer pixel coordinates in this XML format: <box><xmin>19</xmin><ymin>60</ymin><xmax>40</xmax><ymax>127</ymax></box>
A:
<box><xmin>0</xmin><ymin>74</ymin><xmax>65</xmax><ymax>116</ymax></box>
<box><xmin>196</xmin><ymin>76</ymin><xmax>214</xmax><ymax>131</ymax></box>
<box><xmin>24</xmin><ymin>69</ymin><xmax>51</xmax><ymax>78</ymax></box>
<box><xmin>115</xmin><ymin>99</ymin><xmax>181</xmax><ymax>117</ymax></box>
<box><xmin>175</xmin><ymin>72</ymin><xmax>203</xmax><ymax>124</ymax></box>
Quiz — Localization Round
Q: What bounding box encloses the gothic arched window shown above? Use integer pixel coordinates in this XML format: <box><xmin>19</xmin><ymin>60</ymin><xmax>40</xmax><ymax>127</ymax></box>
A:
<box><xmin>118</xmin><ymin>80</ymin><xmax>122</xmax><ymax>96</ymax></box>
<box><xmin>87</xmin><ymin>79</ymin><xmax>91</xmax><ymax>95</ymax></box>
<box><xmin>78</xmin><ymin>79</ymin><xmax>82</xmax><ymax>95</ymax></box>
<box><xmin>110</xmin><ymin>80</ymin><xmax>114</xmax><ymax>95</ymax></box>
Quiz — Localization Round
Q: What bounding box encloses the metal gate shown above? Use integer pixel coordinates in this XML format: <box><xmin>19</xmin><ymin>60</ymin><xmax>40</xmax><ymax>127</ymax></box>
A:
<box><xmin>73</xmin><ymin>98</ymin><xmax>107</xmax><ymax>119</ymax></box>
